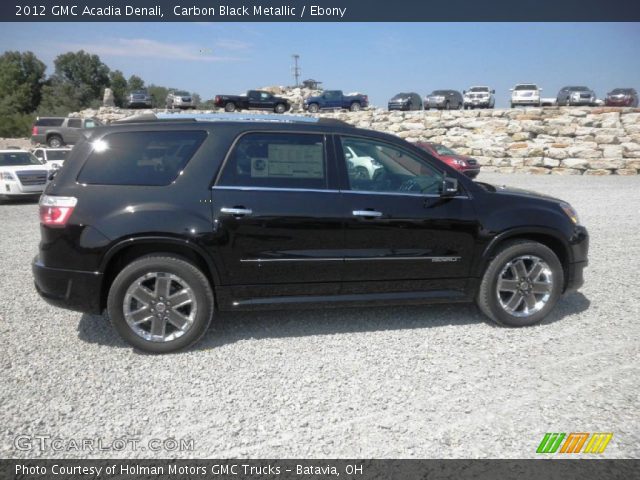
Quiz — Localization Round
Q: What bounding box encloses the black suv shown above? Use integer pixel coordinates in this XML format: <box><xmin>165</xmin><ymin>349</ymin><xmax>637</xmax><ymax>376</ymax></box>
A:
<box><xmin>33</xmin><ymin>114</ymin><xmax>588</xmax><ymax>353</ymax></box>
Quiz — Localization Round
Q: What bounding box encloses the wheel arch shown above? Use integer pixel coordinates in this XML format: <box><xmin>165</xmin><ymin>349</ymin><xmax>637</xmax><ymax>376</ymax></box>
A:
<box><xmin>478</xmin><ymin>228</ymin><xmax>572</xmax><ymax>290</ymax></box>
<box><xmin>99</xmin><ymin>237</ymin><xmax>220</xmax><ymax>311</ymax></box>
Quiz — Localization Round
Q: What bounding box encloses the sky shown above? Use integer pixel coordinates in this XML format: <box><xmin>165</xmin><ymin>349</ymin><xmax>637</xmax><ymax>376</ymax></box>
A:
<box><xmin>1</xmin><ymin>22</ymin><xmax>639</xmax><ymax>108</ymax></box>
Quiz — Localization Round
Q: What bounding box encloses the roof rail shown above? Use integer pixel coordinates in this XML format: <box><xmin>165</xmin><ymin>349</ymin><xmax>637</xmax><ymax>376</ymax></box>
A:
<box><xmin>114</xmin><ymin>112</ymin><xmax>350</xmax><ymax>126</ymax></box>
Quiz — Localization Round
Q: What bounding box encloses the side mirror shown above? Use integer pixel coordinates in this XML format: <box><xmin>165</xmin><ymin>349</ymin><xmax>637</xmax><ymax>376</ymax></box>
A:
<box><xmin>509</xmin><ymin>88</ymin><xmax>514</xmax><ymax>91</ymax></box>
<box><xmin>441</xmin><ymin>176</ymin><xmax>459</xmax><ymax>197</ymax></box>
<box><xmin>492</xmin><ymin>89</ymin><xmax>496</xmax><ymax>94</ymax></box>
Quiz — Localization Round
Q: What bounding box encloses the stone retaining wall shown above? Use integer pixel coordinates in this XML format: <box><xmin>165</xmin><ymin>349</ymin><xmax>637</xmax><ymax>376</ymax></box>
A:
<box><xmin>10</xmin><ymin>106</ymin><xmax>640</xmax><ymax>175</ymax></box>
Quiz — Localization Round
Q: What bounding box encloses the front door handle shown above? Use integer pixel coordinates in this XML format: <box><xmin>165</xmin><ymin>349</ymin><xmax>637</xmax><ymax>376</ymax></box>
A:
<box><xmin>353</xmin><ymin>210</ymin><xmax>383</xmax><ymax>218</ymax></box>
<box><xmin>220</xmin><ymin>207</ymin><xmax>253</xmax><ymax>216</ymax></box>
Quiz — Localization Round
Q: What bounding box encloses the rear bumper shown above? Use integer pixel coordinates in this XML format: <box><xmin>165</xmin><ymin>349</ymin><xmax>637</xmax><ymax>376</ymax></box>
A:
<box><xmin>32</xmin><ymin>255</ymin><xmax>103</xmax><ymax>314</ymax></box>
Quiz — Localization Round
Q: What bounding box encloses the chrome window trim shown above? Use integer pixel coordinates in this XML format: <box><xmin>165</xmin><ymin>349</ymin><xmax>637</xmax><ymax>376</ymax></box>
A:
<box><xmin>212</xmin><ymin>185</ymin><xmax>469</xmax><ymax>199</ymax></box>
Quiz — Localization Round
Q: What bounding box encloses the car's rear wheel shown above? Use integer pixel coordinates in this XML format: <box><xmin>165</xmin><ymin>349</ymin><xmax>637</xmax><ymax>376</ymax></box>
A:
<box><xmin>47</xmin><ymin>135</ymin><xmax>63</xmax><ymax>148</ymax></box>
<box><xmin>107</xmin><ymin>255</ymin><xmax>214</xmax><ymax>353</ymax></box>
<box><xmin>225</xmin><ymin>102</ymin><xmax>236</xmax><ymax>112</ymax></box>
<box><xmin>477</xmin><ymin>240</ymin><xmax>564</xmax><ymax>327</ymax></box>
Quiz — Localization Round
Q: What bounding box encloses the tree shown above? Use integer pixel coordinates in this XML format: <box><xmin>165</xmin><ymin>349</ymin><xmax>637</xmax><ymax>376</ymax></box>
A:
<box><xmin>0</xmin><ymin>51</ymin><xmax>46</xmax><ymax>113</ymax></box>
<box><xmin>147</xmin><ymin>84</ymin><xmax>169</xmax><ymax>108</ymax></box>
<box><xmin>109</xmin><ymin>70</ymin><xmax>127</xmax><ymax>107</ymax></box>
<box><xmin>38</xmin><ymin>50</ymin><xmax>110</xmax><ymax>114</ymax></box>
<box><xmin>127</xmin><ymin>75</ymin><xmax>145</xmax><ymax>92</ymax></box>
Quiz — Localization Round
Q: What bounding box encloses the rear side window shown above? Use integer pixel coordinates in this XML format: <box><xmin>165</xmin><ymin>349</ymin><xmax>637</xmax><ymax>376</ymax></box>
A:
<box><xmin>217</xmin><ymin>132</ymin><xmax>327</xmax><ymax>190</ymax></box>
<box><xmin>35</xmin><ymin>118</ymin><xmax>64</xmax><ymax>127</ymax></box>
<box><xmin>77</xmin><ymin>130</ymin><xmax>206</xmax><ymax>186</ymax></box>
<box><xmin>67</xmin><ymin>119</ymin><xmax>82</xmax><ymax>128</ymax></box>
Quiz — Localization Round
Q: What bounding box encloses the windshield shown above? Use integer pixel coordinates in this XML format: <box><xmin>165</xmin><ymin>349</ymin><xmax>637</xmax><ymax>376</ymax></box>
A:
<box><xmin>391</xmin><ymin>93</ymin><xmax>408</xmax><ymax>100</ymax></box>
<box><xmin>431</xmin><ymin>90</ymin><xmax>448</xmax><ymax>96</ymax></box>
<box><xmin>469</xmin><ymin>87</ymin><xmax>489</xmax><ymax>92</ymax></box>
<box><xmin>0</xmin><ymin>152</ymin><xmax>43</xmax><ymax>166</ymax></box>
<box><xmin>433</xmin><ymin>144</ymin><xmax>456</xmax><ymax>156</ymax></box>
<box><xmin>611</xmin><ymin>88</ymin><xmax>632</xmax><ymax>94</ymax></box>
<box><xmin>175</xmin><ymin>91</ymin><xmax>190</xmax><ymax>96</ymax></box>
<box><xmin>131</xmin><ymin>90</ymin><xmax>148</xmax><ymax>95</ymax></box>
<box><xmin>515</xmin><ymin>84</ymin><xmax>537</xmax><ymax>90</ymax></box>
<box><xmin>569</xmin><ymin>86</ymin><xmax>589</xmax><ymax>91</ymax></box>
<box><xmin>46</xmin><ymin>150</ymin><xmax>70</xmax><ymax>161</ymax></box>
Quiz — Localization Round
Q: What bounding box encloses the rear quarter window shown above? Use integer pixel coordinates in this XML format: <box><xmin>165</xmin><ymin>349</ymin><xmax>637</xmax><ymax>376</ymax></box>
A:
<box><xmin>35</xmin><ymin>118</ymin><xmax>64</xmax><ymax>127</ymax></box>
<box><xmin>77</xmin><ymin>130</ymin><xmax>206</xmax><ymax>186</ymax></box>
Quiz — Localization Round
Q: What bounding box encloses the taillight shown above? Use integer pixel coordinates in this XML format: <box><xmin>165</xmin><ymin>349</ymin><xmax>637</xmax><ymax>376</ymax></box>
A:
<box><xmin>32</xmin><ymin>126</ymin><xmax>38</xmax><ymax>135</ymax></box>
<box><xmin>39</xmin><ymin>195</ymin><xmax>77</xmax><ymax>227</ymax></box>
<box><xmin>215</xmin><ymin>95</ymin><xmax>220</xmax><ymax>103</ymax></box>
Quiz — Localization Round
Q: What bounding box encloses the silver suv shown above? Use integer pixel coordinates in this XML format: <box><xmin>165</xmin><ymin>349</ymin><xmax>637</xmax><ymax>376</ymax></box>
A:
<box><xmin>166</xmin><ymin>91</ymin><xmax>196</xmax><ymax>110</ymax></box>
<box><xmin>463</xmin><ymin>86</ymin><xmax>495</xmax><ymax>109</ymax></box>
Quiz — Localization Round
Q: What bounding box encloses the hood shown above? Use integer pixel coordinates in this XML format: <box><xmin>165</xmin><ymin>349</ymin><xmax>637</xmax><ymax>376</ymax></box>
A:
<box><xmin>478</xmin><ymin>182</ymin><xmax>562</xmax><ymax>203</ymax></box>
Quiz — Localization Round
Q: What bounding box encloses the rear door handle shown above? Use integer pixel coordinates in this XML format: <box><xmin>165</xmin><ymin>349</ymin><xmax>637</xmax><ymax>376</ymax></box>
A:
<box><xmin>352</xmin><ymin>210</ymin><xmax>383</xmax><ymax>218</ymax></box>
<box><xmin>220</xmin><ymin>207</ymin><xmax>253</xmax><ymax>216</ymax></box>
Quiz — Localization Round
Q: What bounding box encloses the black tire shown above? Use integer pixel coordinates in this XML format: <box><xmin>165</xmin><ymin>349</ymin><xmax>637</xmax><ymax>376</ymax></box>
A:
<box><xmin>274</xmin><ymin>103</ymin><xmax>286</xmax><ymax>114</ymax></box>
<box><xmin>224</xmin><ymin>102</ymin><xmax>236</xmax><ymax>112</ymax></box>
<box><xmin>350</xmin><ymin>102</ymin><xmax>362</xmax><ymax>112</ymax></box>
<box><xmin>107</xmin><ymin>255</ymin><xmax>214</xmax><ymax>353</ymax></box>
<box><xmin>477</xmin><ymin>240</ymin><xmax>564</xmax><ymax>327</ymax></box>
<box><xmin>47</xmin><ymin>135</ymin><xmax>63</xmax><ymax>148</ymax></box>
<box><xmin>510</xmin><ymin>102</ymin><xmax>515</xmax><ymax>109</ymax></box>
<box><xmin>307</xmin><ymin>103</ymin><xmax>320</xmax><ymax>113</ymax></box>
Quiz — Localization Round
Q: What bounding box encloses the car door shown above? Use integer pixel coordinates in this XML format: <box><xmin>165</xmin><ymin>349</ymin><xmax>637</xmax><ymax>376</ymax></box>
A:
<box><xmin>247</xmin><ymin>91</ymin><xmax>262</xmax><ymax>109</ymax></box>
<box><xmin>210</xmin><ymin>131</ymin><xmax>344</xmax><ymax>292</ymax></box>
<box><xmin>335</xmin><ymin>134</ymin><xmax>479</xmax><ymax>293</ymax></box>
<box><xmin>65</xmin><ymin>118</ymin><xmax>82</xmax><ymax>143</ymax></box>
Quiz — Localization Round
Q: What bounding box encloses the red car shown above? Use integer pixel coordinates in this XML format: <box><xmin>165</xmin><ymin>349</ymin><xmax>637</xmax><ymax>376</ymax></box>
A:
<box><xmin>416</xmin><ymin>142</ymin><xmax>480</xmax><ymax>179</ymax></box>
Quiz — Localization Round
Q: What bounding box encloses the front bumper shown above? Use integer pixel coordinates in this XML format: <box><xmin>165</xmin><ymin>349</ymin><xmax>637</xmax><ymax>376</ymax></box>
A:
<box><xmin>512</xmin><ymin>98</ymin><xmax>540</xmax><ymax>105</ymax></box>
<box><xmin>462</xmin><ymin>168</ymin><xmax>480</xmax><ymax>179</ymax></box>
<box><xmin>32</xmin><ymin>255</ymin><xmax>103</xmax><ymax>314</ymax></box>
<box><xmin>605</xmin><ymin>98</ymin><xmax>632</xmax><ymax>106</ymax></box>
<box><xmin>388</xmin><ymin>102</ymin><xmax>411</xmax><ymax>111</ymax></box>
<box><xmin>2</xmin><ymin>181</ymin><xmax>44</xmax><ymax>196</ymax></box>
<box><xmin>464</xmin><ymin>99</ymin><xmax>491</xmax><ymax>107</ymax></box>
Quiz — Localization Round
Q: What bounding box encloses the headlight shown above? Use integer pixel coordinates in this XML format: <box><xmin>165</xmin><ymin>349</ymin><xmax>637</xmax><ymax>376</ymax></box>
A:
<box><xmin>0</xmin><ymin>171</ymin><xmax>16</xmax><ymax>181</ymax></box>
<box><xmin>560</xmin><ymin>202</ymin><xmax>580</xmax><ymax>225</ymax></box>
<box><xmin>453</xmin><ymin>159</ymin><xmax>466</xmax><ymax>166</ymax></box>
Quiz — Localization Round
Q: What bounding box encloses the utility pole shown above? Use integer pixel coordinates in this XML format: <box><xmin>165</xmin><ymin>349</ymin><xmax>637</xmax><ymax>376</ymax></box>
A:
<box><xmin>291</xmin><ymin>54</ymin><xmax>301</xmax><ymax>87</ymax></box>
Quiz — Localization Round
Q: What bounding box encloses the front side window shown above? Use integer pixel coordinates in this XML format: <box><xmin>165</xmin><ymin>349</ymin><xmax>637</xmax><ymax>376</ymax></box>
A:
<box><xmin>67</xmin><ymin>119</ymin><xmax>81</xmax><ymax>128</ymax></box>
<box><xmin>340</xmin><ymin>136</ymin><xmax>443</xmax><ymax>195</ymax></box>
<box><xmin>217</xmin><ymin>133</ymin><xmax>327</xmax><ymax>190</ymax></box>
<box><xmin>77</xmin><ymin>130</ymin><xmax>206</xmax><ymax>186</ymax></box>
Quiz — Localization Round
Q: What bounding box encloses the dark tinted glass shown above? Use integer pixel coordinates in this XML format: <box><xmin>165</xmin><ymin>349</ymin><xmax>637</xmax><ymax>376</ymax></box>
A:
<box><xmin>67</xmin><ymin>119</ymin><xmax>82</xmax><ymax>128</ymax></box>
<box><xmin>0</xmin><ymin>152</ymin><xmax>43</xmax><ymax>166</ymax></box>
<box><xmin>218</xmin><ymin>133</ymin><xmax>326</xmax><ymax>190</ymax></box>
<box><xmin>47</xmin><ymin>150</ymin><xmax>70</xmax><ymax>160</ymax></box>
<box><xmin>35</xmin><ymin>118</ymin><xmax>64</xmax><ymax>126</ymax></box>
<box><xmin>77</xmin><ymin>130</ymin><xmax>206</xmax><ymax>186</ymax></box>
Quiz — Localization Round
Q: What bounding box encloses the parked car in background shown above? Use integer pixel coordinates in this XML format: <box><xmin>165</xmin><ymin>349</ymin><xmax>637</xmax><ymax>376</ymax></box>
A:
<box><xmin>126</xmin><ymin>90</ymin><xmax>153</xmax><ymax>109</ymax></box>
<box><xmin>556</xmin><ymin>86</ymin><xmax>597</xmax><ymax>106</ymax></box>
<box><xmin>510</xmin><ymin>84</ymin><xmax>542</xmax><ymax>108</ymax></box>
<box><xmin>214</xmin><ymin>90</ymin><xmax>291</xmax><ymax>113</ymax></box>
<box><xmin>343</xmin><ymin>144</ymin><xmax>383</xmax><ymax>179</ymax></box>
<box><xmin>304</xmin><ymin>90</ymin><xmax>369</xmax><ymax>112</ymax></box>
<box><xmin>605</xmin><ymin>88</ymin><xmax>639</xmax><ymax>107</ymax></box>
<box><xmin>463</xmin><ymin>86</ymin><xmax>495</xmax><ymax>109</ymax></box>
<box><xmin>540</xmin><ymin>97</ymin><xmax>558</xmax><ymax>107</ymax></box>
<box><xmin>31</xmin><ymin>117</ymin><xmax>101</xmax><ymax>147</ymax></box>
<box><xmin>416</xmin><ymin>142</ymin><xmax>481</xmax><ymax>179</ymax></box>
<box><xmin>32</xmin><ymin>112</ymin><xmax>588</xmax><ymax>352</ymax></box>
<box><xmin>166</xmin><ymin>91</ymin><xmax>196</xmax><ymax>110</ymax></box>
<box><xmin>424</xmin><ymin>90</ymin><xmax>464</xmax><ymax>110</ymax></box>
<box><xmin>0</xmin><ymin>149</ymin><xmax>50</xmax><ymax>201</ymax></box>
<box><xmin>388</xmin><ymin>92</ymin><xmax>423</xmax><ymax>111</ymax></box>
<box><xmin>32</xmin><ymin>147</ymin><xmax>72</xmax><ymax>169</ymax></box>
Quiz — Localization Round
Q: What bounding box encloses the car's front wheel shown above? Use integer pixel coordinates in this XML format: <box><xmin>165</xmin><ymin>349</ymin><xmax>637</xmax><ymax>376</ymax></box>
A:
<box><xmin>307</xmin><ymin>103</ymin><xmax>320</xmax><ymax>113</ymax></box>
<box><xmin>107</xmin><ymin>255</ymin><xmax>214</xmax><ymax>353</ymax></box>
<box><xmin>477</xmin><ymin>240</ymin><xmax>564</xmax><ymax>327</ymax></box>
<box><xmin>274</xmin><ymin>103</ymin><xmax>286</xmax><ymax>114</ymax></box>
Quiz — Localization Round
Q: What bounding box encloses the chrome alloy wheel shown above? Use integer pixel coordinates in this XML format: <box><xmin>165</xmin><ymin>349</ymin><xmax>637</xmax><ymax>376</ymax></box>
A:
<box><xmin>123</xmin><ymin>272</ymin><xmax>198</xmax><ymax>342</ymax></box>
<box><xmin>496</xmin><ymin>255</ymin><xmax>553</xmax><ymax>317</ymax></box>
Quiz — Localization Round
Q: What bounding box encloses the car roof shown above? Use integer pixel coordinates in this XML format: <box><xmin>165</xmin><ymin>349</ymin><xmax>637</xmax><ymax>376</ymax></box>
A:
<box><xmin>114</xmin><ymin>112</ymin><xmax>351</xmax><ymax>127</ymax></box>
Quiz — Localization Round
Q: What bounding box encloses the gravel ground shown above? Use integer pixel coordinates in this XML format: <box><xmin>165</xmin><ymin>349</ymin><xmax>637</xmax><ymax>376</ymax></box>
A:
<box><xmin>1</xmin><ymin>173</ymin><xmax>639</xmax><ymax>459</ymax></box>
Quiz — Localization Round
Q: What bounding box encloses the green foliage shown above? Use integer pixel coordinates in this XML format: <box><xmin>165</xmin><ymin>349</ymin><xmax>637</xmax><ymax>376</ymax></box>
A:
<box><xmin>109</xmin><ymin>70</ymin><xmax>128</xmax><ymax>107</ymax></box>
<box><xmin>127</xmin><ymin>75</ymin><xmax>145</xmax><ymax>92</ymax></box>
<box><xmin>146</xmin><ymin>85</ymin><xmax>169</xmax><ymax>108</ymax></box>
<box><xmin>0</xmin><ymin>51</ymin><xmax>46</xmax><ymax>114</ymax></box>
<box><xmin>0</xmin><ymin>111</ymin><xmax>36</xmax><ymax>137</ymax></box>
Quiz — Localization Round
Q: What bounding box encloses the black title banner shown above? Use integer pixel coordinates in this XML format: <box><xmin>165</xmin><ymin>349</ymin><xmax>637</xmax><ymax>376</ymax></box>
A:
<box><xmin>1</xmin><ymin>459</ymin><xmax>639</xmax><ymax>480</ymax></box>
<box><xmin>2</xmin><ymin>0</ymin><xmax>640</xmax><ymax>22</ymax></box>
